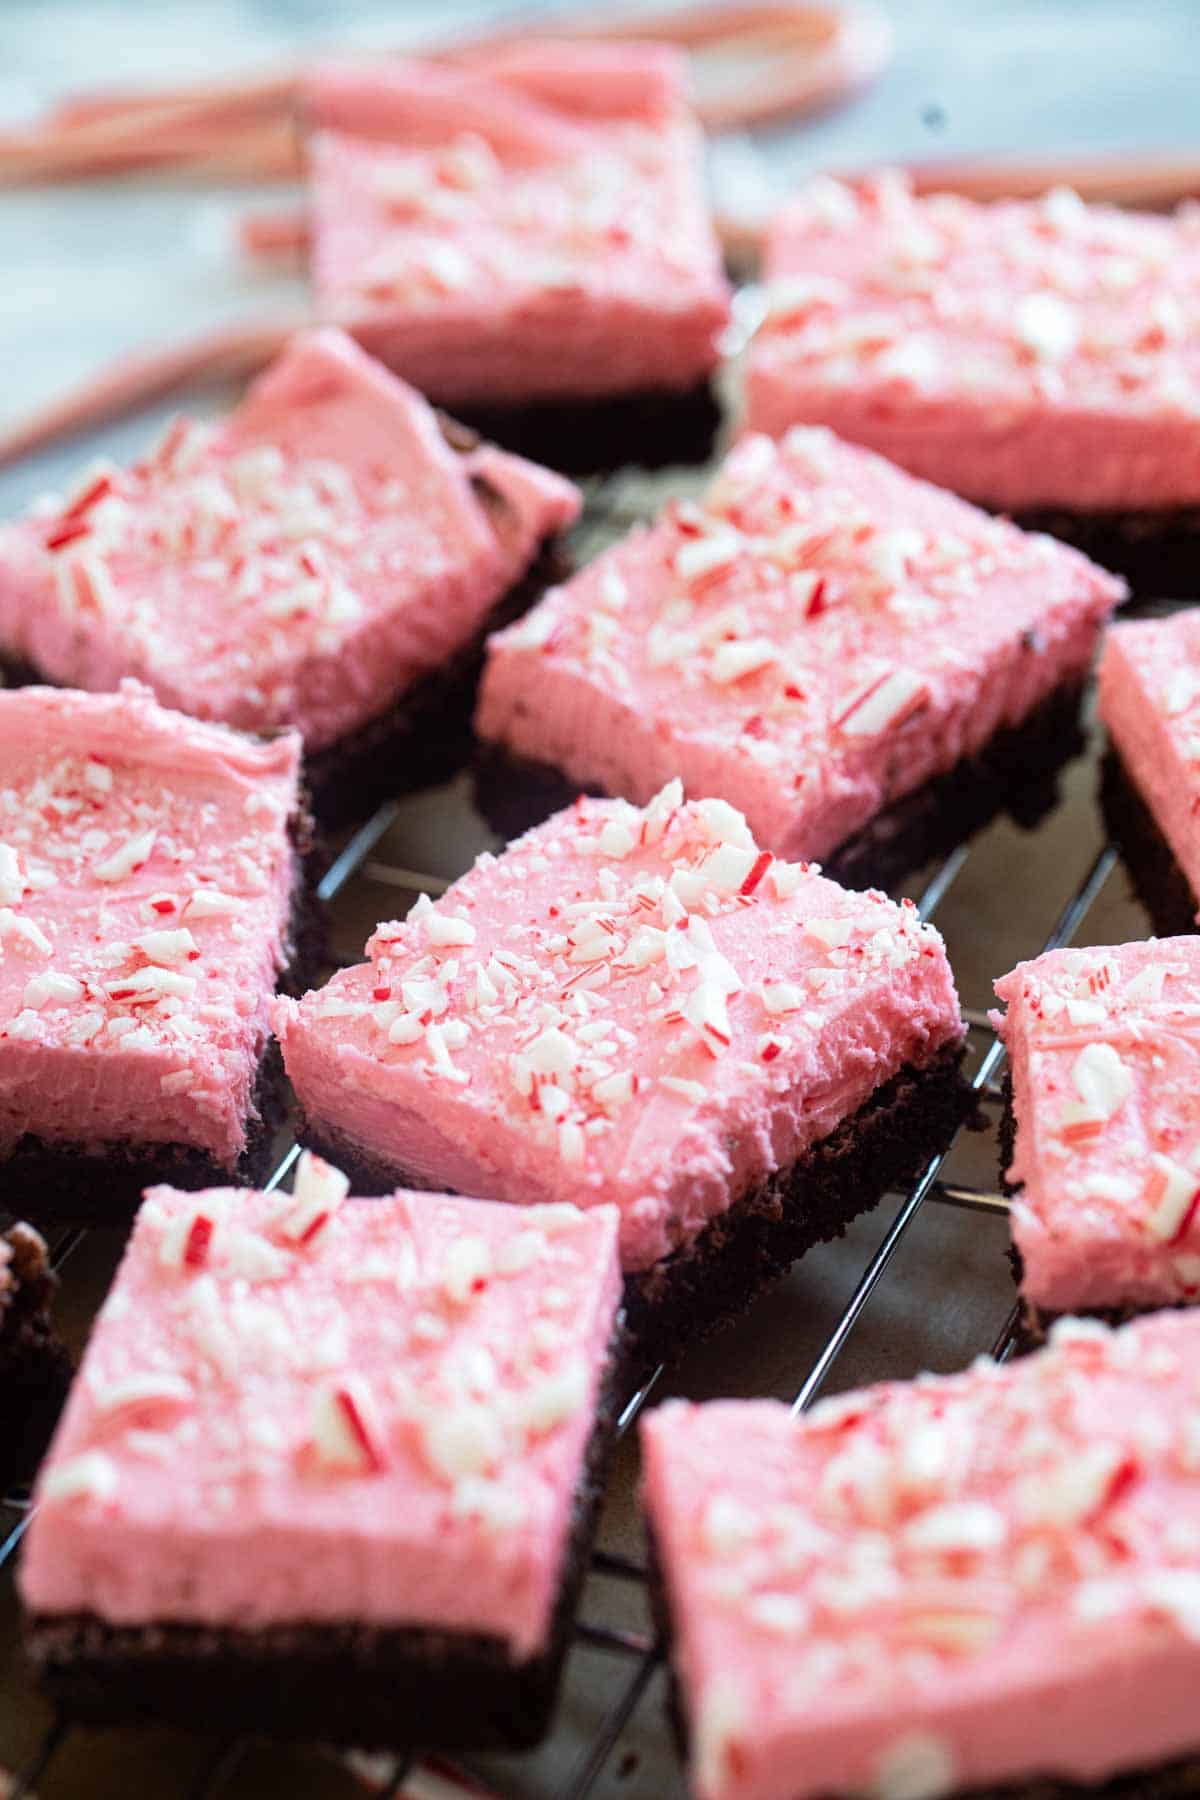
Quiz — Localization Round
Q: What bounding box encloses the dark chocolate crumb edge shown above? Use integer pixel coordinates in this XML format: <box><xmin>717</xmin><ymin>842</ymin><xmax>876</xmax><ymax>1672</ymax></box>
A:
<box><xmin>0</xmin><ymin>1223</ymin><xmax>74</xmax><ymax>1495</ymax></box>
<box><xmin>1099</xmin><ymin>748</ymin><xmax>1199</xmax><ymax>941</ymax></box>
<box><xmin>1012</xmin><ymin>503</ymin><xmax>1200</xmax><ymax>600</ymax></box>
<box><xmin>295</xmin><ymin>1039</ymin><xmax>971</xmax><ymax>1372</ymax></box>
<box><xmin>474</xmin><ymin>679</ymin><xmax>1088</xmax><ymax>897</ymax></box>
<box><xmin>24</xmin><ymin>1318</ymin><xmax>630</xmax><ymax>1753</ymax></box>
<box><xmin>0</xmin><ymin>804</ymin><xmax>326</xmax><ymax>1227</ymax></box>
<box><xmin>304</xmin><ymin>532</ymin><xmax>573</xmax><ymax>830</ymax></box>
<box><xmin>452</xmin><ymin>379</ymin><xmax>723</xmax><ymax>477</ymax></box>
<box><xmin>647</xmin><ymin>1515</ymin><xmax>1200</xmax><ymax>1800</ymax></box>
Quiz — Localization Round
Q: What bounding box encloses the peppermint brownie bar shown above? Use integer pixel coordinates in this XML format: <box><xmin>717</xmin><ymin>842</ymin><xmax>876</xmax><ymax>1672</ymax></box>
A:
<box><xmin>1099</xmin><ymin>610</ymin><xmax>1200</xmax><ymax>936</ymax></box>
<box><xmin>746</xmin><ymin>172</ymin><xmax>1200</xmax><ymax>593</ymax></box>
<box><xmin>275</xmin><ymin>783</ymin><xmax>968</xmax><ymax>1363</ymax></box>
<box><xmin>0</xmin><ymin>328</ymin><xmax>579</xmax><ymax>825</ymax></box>
<box><xmin>643</xmin><ymin>1311</ymin><xmax>1200</xmax><ymax>1799</ymax></box>
<box><xmin>994</xmin><ymin>937</ymin><xmax>1200</xmax><ymax>1322</ymax></box>
<box><xmin>0</xmin><ymin>682</ymin><xmax>308</xmax><ymax>1218</ymax></box>
<box><xmin>21</xmin><ymin>1160</ymin><xmax>625</xmax><ymax>1749</ymax></box>
<box><xmin>476</xmin><ymin>427</ymin><xmax>1120</xmax><ymax>883</ymax></box>
<box><xmin>305</xmin><ymin>42</ymin><xmax>731</xmax><ymax>471</ymax></box>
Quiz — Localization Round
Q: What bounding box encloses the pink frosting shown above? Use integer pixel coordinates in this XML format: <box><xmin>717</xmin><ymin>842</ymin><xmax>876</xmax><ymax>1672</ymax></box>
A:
<box><xmin>1099</xmin><ymin>612</ymin><xmax>1200</xmax><ymax>908</ymax></box>
<box><xmin>20</xmin><ymin>1175</ymin><xmax>621</xmax><ymax>1658</ymax></box>
<box><xmin>477</xmin><ymin>428</ymin><xmax>1120</xmax><ymax>861</ymax></box>
<box><xmin>993</xmin><ymin>938</ymin><xmax>1200</xmax><ymax>1311</ymax></box>
<box><xmin>643</xmin><ymin>1311</ymin><xmax>1200</xmax><ymax>1800</ymax></box>
<box><xmin>275</xmin><ymin>784</ymin><xmax>963</xmax><ymax>1271</ymax></box>
<box><xmin>0</xmin><ymin>328</ymin><xmax>579</xmax><ymax>751</ymax></box>
<box><xmin>0</xmin><ymin>681</ymin><xmax>300</xmax><ymax>1164</ymax></box>
<box><xmin>305</xmin><ymin>45</ymin><xmax>731</xmax><ymax>406</ymax></box>
<box><xmin>745</xmin><ymin>171</ymin><xmax>1200</xmax><ymax>511</ymax></box>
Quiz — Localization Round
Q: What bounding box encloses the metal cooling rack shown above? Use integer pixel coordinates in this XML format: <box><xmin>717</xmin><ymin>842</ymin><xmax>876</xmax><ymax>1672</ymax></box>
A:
<box><xmin>0</xmin><ymin>464</ymin><xmax>1154</xmax><ymax>1800</ymax></box>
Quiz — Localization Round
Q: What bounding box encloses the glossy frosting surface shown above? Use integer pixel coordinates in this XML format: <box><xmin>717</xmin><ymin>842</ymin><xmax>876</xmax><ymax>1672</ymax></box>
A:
<box><xmin>0</xmin><ymin>682</ymin><xmax>299</xmax><ymax>1163</ymax></box>
<box><xmin>21</xmin><ymin>1175</ymin><xmax>620</xmax><ymax>1655</ymax></box>
<box><xmin>995</xmin><ymin>937</ymin><xmax>1200</xmax><ymax>1310</ymax></box>
<box><xmin>276</xmin><ymin>784</ymin><xmax>963</xmax><ymax>1270</ymax></box>
<box><xmin>478</xmin><ymin>428</ymin><xmax>1120</xmax><ymax>860</ymax></box>
<box><xmin>0</xmin><ymin>329</ymin><xmax>579</xmax><ymax>749</ymax></box>
<box><xmin>746</xmin><ymin>172</ymin><xmax>1200</xmax><ymax>510</ymax></box>
<box><xmin>1099</xmin><ymin>611</ymin><xmax>1200</xmax><ymax>911</ymax></box>
<box><xmin>644</xmin><ymin>1312</ymin><xmax>1200</xmax><ymax>1800</ymax></box>
<box><xmin>307</xmin><ymin>43</ymin><xmax>730</xmax><ymax>405</ymax></box>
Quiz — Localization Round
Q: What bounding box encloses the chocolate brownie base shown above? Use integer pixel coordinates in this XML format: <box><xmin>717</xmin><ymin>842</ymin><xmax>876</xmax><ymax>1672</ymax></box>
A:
<box><xmin>454</xmin><ymin>380</ymin><xmax>723</xmax><ymax>476</ymax></box>
<box><xmin>25</xmin><ymin>1323</ymin><xmax>628</xmax><ymax>1752</ymax></box>
<box><xmin>3</xmin><ymin>1043</ymin><xmax>293</xmax><ymax>1228</ymax></box>
<box><xmin>624</xmin><ymin>1041</ymin><xmax>970</xmax><ymax>1369</ymax></box>
<box><xmin>648</xmin><ymin>1523</ymin><xmax>1200</xmax><ymax>1800</ymax></box>
<box><xmin>1100</xmin><ymin>749</ymin><xmax>1198</xmax><ymax>940</ymax></box>
<box><xmin>0</xmin><ymin>822</ymin><xmax>325</xmax><ymax>1226</ymax></box>
<box><xmin>296</xmin><ymin>1039</ymin><xmax>970</xmax><ymax>1371</ymax></box>
<box><xmin>475</xmin><ymin>679</ymin><xmax>1088</xmax><ymax>897</ymax></box>
<box><xmin>1014</xmin><ymin>505</ymin><xmax>1200</xmax><ymax>601</ymax></box>
<box><xmin>0</xmin><ymin>1223</ymin><xmax>73</xmax><ymax>1495</ymax></box>
<box><xmin>305</xmin><ymin>533</ymin><xmax>571</xmax><ymax>829</ymax></box>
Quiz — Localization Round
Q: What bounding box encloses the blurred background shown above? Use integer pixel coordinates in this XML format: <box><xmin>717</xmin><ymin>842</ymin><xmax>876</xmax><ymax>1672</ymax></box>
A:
<box><xmin>2</xmin><ymin>0</ymin><xmax>1198</xmax><ymax>506</ymax></box>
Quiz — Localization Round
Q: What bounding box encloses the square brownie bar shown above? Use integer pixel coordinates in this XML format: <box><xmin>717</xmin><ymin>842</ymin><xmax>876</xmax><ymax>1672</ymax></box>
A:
<box><xmin>275</xmin><ymin>783</ymin><xmax>968</xmax><ymax>1363</ymax></box>
<box><xmin>476</xmin><ymin>428</ymin><xmax>1121</xmax><ymax>881</ymax></box>
<box><xmin>20</xmin><ymin>1161</ymin><xmax>624</xmax><ymax>1750</ymax></box>
<box><xmin>1099</xmin><ymin>611</ymin><xmax>1200</xmax><ymax>936</ymax></box>
<box><xmin>745</xmin><ymin>172</ymin><xmax>1200</xmax><ymax>593</ymax></box>
<box><xmin>0</xmin><ymin>328</ymin><xmax>579</xmax><ymax>826</ymax></box>
<box><xmin>643</xmin><ymin>1311</ymin><xmax>1200</xmax><ymax>1800</ymax></box>
<box><xmin>1</xmin><ymin>1221</ymin><xmax>72</xmax><ymax>1495</ymax></box>
<box><xmin>993</xmin><ymin>937</ymin><xmax>1200</xmax><ymax>1319</ymax></box>
<box><xmin>304</xmin><ymin>43</ymin><xmax>731</xmax><ymax>471</ymax></box>
<box><xmin>0</xmin><ymin>681</ymin><xmax>308</xmax><ymax>1219</ymax></box>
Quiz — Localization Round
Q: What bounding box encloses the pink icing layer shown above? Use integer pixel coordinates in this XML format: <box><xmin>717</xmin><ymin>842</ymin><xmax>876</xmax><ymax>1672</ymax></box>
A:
<box><xmin>305</xmin><ymin>45</ymin><xmax>731</xmax><ymax>407</ymax></box>
<box><xmin>477</xmin><ymin>428</ymin><xmax>1120</xmax><ymax>861</ymax></box>
<box><xmin>642</xmin><ymin>1311</ymin><xmax>1200</xmax><ymax>1800</ymax></box>
<box><xmin>745</xmin><ymin>171</ymin><xmax>1200</xmax><ymax>511</ymax></box>
<box><xmin>0</xmin><ymin>681</ymin><xmax>299</xmax><ymax>1164</ymax></box>
<box><xmin>0</xmin><ymin>328</ymin><xmax>579</xmax><ymax>751</ymax></box>
<box><xmin>993</xmin><ymin>938</ymin><xmax>1200</xmax><ymax>1312</ymax></box>
<box><xmin>274</xmin><ymin>784</ymin><xmax>963</xmax><ymax>1271</ymax></box>
<box><xmin>20</xmin><ymin>1176</ymin><xmax>621</xmax><ymax>1658</ymax></box>
<box><xmin>1099</xmin><ymin>612</ymin><xmax>1200</xmax><ymax>910</ymax></box>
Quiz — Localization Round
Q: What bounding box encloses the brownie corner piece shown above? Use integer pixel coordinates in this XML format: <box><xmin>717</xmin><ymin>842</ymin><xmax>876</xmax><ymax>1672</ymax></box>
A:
<box><xmin>0</xmin><ymin>1221</ymin><xmax>73</xmax><ymax>1495</ymax></box>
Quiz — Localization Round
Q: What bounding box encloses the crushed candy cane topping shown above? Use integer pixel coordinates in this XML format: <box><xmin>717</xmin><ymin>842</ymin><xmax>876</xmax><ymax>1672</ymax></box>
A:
<box><xmin>994</xmin><ymin>938</ymin><xmax>1200</xmax><ymax>1309</ymax></box>
<box><xmin>643</xmin><ymin>1308</ymin><xmax>1200</xmax><ymax>1799</ymax></box>
<box><xmin>319</xmin><ymin>111</ymin><xmax>718</xmax><ymax>318</ymax></box>
<box><xmin>2</xmin><ymin>331</ymin><xmax>578</xmax><ymax>752</ymax></box>
<box><xmin>755</xmin><ymin>170</ymin><xmax>1200</xmax><ymax>420</ymax></box>
<box><xmin>27</xmin><ymin>1175</ymin><xmax>621</xmax><ymax>1660</ymax></box>
<box><xmin>480</xmin><ymin>425</ymin><xmax>1119</xmax><ymax>861</ymax></box>
<box><xmin>277</xmin><ymin>779</ymin><xmax>959</xmax><ymax>1279</ymax></box>
<box><xmin>315</xmin><ymin>784</ymin><xmax>941</xmax><ymax>1147</ymax></box>
<box><xmin>0</xmin><ymin>684</ymin><xmax>297</xmax><ymax>1161</ymax></box>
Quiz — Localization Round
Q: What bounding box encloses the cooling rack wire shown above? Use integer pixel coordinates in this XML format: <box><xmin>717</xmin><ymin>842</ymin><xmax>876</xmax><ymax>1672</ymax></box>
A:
<box><xmin>0</xmin><ymin>462</ymin><xmax>1135</xmax><ymax>1800</ymax></box>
